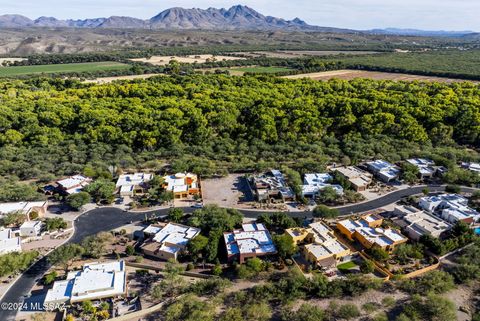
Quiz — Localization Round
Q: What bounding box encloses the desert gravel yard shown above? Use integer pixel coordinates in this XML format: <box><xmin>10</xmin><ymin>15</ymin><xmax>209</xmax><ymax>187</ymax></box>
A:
<box><xmin>201</xmin><ymin>174</ymin><xmax>253</xmax><ymax>208</ymax></box>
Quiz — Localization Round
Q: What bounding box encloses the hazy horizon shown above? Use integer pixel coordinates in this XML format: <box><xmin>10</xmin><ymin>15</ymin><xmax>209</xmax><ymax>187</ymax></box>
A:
<box><xmin>0</xmin><ymin>0</ymin><xmax>477</xmax><ymax>32</ymax></box>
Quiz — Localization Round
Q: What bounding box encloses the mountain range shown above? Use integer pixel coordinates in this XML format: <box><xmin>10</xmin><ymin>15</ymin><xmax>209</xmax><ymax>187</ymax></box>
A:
<box><xmin>0</xmin><ymin>5</ymin><xmax>474</xmax><ymax>37</ymax></box>
<box><xmin>0</xmin><ymin>5</ymin><xmax>337</xmax><ymax>32</ymax></box>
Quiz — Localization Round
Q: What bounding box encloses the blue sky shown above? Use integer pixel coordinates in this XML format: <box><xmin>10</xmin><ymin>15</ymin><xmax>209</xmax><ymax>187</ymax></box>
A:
<box><xmin>1</xmin><ymin>0</ymin><xmax>477</xmax><ymax>31</ymax></box>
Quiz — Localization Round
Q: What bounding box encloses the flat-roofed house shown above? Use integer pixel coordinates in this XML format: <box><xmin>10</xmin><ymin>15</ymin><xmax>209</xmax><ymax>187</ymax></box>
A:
<box><xmin>419</xmin><ymin>194</ymin><xmax>480</xmax><ymax>224</ymax></box>
<box><xmin>406</xmin><ymin>159</ymin><xmax>436</xmax><ymax>180</ymax></box>
<box><xmin>44</xmin><ymin>260</ymin><xmax>127</xmax><ymax>306</ymax></box>
<box><xmin>0</xmin><ymin>201</ymin><xmax>48</xmax><ymax>219</ymax></box>
<box><xmin>0</xmin><ymin>228</ymin><xmax>21</xmax><ymax>254</ymax></box>
<box><xmin>393</xmin><ymin>205</ymin><xmax>451</xmax><ymax>240</ymax></box>
<box><xmin>116</xmin><ymin>173</ymin><xmax>153</xmax><ymax>197</ymax></box>
<box><xmin>366</xmin><ymin>160</ymin><xmax>401</xmax><ymax>183</ymax></box>
<box><xmin>251</xmin><ymin>170</ymin><xmax>295</xmax><ymax>203</ymax></box>
<box><xmin>224</xmin><ymin>223</ymin><xmax>277</xmax><ymax>263</ymax></box>
<box><xmin>141</xmin><ymin>223</ymin><xmax>201</xmax><ymax>261</ymax></box>
<box><xmin>461</xmin><ymin>162</ymin><xmax>480</xmax><ymax>173</ymax></box>
<box><xmin>287</xmin><ymin>222</ymin><xmax>351</xmax><ymax>267</ymax></box>
<box><xmin>301</xmin><ymin>173</ymin><xmax>344</xmax><ymax>198</ymax></box>
<box><xmin>337</xmin><ymin>213</ymin><xmax>407</xmax><ymax>251</ymax></box>
<box><xmin>57</xmin><ymin>175</ymin><xmax>92</xmax><ymax>195</ymax></box>
<box><xmin>334</xmin><ymin>166</ymin><xmax>373</xmax><ymax>192</ymax></box>
<box><xmin>163</xmin><ymin>173</ymin><xmax>201</xmax><ymax>199</ymax></box>
<box><xmin>20</xmin><ymin>220</ymin><xmax>43</xmax><ymax>237</ymax></box>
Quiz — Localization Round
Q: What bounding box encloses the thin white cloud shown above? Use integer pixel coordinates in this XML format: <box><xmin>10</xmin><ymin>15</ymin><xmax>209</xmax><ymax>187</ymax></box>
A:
<box><xmin>0</xmin><ymin>0</ymin><xmax>477</xmax><ymax>31</ymax></box>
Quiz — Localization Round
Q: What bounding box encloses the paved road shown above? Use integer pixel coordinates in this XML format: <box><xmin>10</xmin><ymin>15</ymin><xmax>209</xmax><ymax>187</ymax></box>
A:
<box><xmin>1</xmin><ymin>184</ymin><xmax>476</xmax><ymax>320</ymax></box>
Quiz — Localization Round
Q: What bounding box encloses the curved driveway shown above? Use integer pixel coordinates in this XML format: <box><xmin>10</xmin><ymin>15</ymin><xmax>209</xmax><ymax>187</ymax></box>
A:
<box><xmin>0</xmin><ymin>184</ymin><xmax>475</xmax><ymax>320</ymax></box>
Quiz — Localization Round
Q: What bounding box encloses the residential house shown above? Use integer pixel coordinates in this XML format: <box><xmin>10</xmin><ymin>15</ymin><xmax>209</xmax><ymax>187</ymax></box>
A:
<box><xmin>286</xmin><ymin>222</ymin><xmax>351</xmax><ymax>268</ymax></box>
<box><xmin>56</xmin><ymin>175</ymin><xmax>92</xmax><ymax>195</ymax></box>
<box><xmin>0</xmin><ymin>201</ymin><xmax>48</xmax><ymax>219</ymax></box>
<box><xmin>44</xmin><ymin>260</ymin><xmax>127</xmax><ymax>305</ymax></box>
<box><xmin>406</xmin><ymin>158</ymin><xmax>436</xmax><ymax>180</ymax></box>
<box><xmin>461</xmin><ymin>162</ymin><xmax>480</xmax><ymax>173</ymax></box>
<box><xmin>393</xmin><ymin>205</ymin><xmax>451</xmax><ymax>240</ymax></box>
<box><xmin>366</xmin><ymin>160</ymin><xmax>401</xmax><ymax>183</ymax></box>
<box><xmin>251</xmin><ymin>170</ymin><xmax>295</xmax><ymax>202</ymax></box>
<box><xmin>141</xmin><ymin>223</ymin><xmax>201</xmax><ymax>261</ymax></box>
<box><xmin>334</xmin><ymin>166</ymin><xmax>373</xmax><ymax>192</ymax></box>
<box><xmin>20</xmin><ymin>220</ymin><xmax>43</xmax><ymax>237</ymax></box>
<box><xmin>337</xmin><ymin>212</ymin><xmax>407</xmax><ymax>251</ymax></box>
<box><xmin>163</xmin><ymin>173</ymin><xmax>201</xmax><ymax>199</ymax></box>
<box><xmin>301</xmin><ymin>173</ymin><xmax>343</xmax><ymax>198</ymax></box>
<box><xmin>116</xmin><ymin>173</ymin><xmax>153</xmax><ymax>197</ymax></box>
<box><xmin>419</xmin><ymin>194</ymin><xmax>480</xmax><ymax>224</ymax></box>
<box><xmin>224</xmin><ymin>223</ymin><xmax>277</xmax><ymax>263</ymax></box>
<box><xmin>0</xmin><ymin>228</ymin><xmax>21</xmax><ymax>254</ymax></box>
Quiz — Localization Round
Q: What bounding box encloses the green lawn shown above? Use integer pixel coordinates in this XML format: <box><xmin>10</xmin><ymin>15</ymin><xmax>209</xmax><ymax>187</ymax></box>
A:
<box><xmin>337</xmin><ymin>261</ymin><xmax>358</xmax><ymax>270</ymax></box>
<box><xmin>230</xmin><ymin>66</ymin><xmax>292</xmax><ymax>74</ymax></box>
<box><xmin>0</xmin><ymin>62</ymin><xmax>131</xmax><ymax>77</ymax></box>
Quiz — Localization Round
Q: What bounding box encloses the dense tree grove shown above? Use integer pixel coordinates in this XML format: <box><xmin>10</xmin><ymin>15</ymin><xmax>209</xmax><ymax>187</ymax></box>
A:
<box><xmin>0</xmin><ymin>75</ymin><xmax>479</xmax><ymax>181</ymax></box>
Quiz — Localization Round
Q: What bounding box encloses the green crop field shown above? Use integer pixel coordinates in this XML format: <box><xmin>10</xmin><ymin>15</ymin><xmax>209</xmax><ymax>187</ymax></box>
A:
<box><xmin>0</xmin><ymin>62</ymin><xmax>131</xmax><ymax>76</ymax></box>
<box><xmin>230</xmin><ymin>66</ymin><xmax>292</xmax><ymax>74</ymax></box>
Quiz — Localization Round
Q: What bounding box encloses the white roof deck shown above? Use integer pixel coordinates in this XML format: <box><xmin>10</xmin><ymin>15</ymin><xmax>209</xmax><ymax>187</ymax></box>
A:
<box><xmin>151</xmin><ymin>223</ymin><xmax>200</xmax><ymax>246</ymax></box>
<box><xmin>20</xmin><ymin>220</ymin><xmax>42</xmax><ymax>229</ymax></box>
<box><xmin>304</xmin><ymin>173</ymin><xmax>332</xmax><ymax>186</ymax></box>
<box><xmin>0</xmin><ymin>228</ymin><xmax>12</xmax><ymax>240</ymax></box>
<box><xmin>116</xmin><ymin>173</ymin><xmax>152</xmax><ymax>188</ymax></box>
<box><xmin>0</xmin><ymin>201</ymin><xmax>47</xmax><ymax>214</ymax></box>
<box><xmin>57</xmin><ymin>175</ymin><xmax>90</xmax><ymax>190</ymax></box>
<box><xmin>224</xmin><ymin>223</ymin><xmax>276</xmax><ymax>256</ymax></box>
<box><xmin>45</xmin><ymin>261</ymin><xmax>126</xmax><ymax>304</ymax></box>
<box><xmin>143</xmin><ymin>224</ymin><xmax>162</xmax><ymax>235</ymax></box>
<box><xmin>0</xmin><ymin>228</ymin><xmax>21</xmax><ymax>254</ymax></box>
<box><xmin>367</xmin><ymin>160</ymin><xmax>400</xmax><ymax>179</ymax></box>
<box><xmin>420</xmin><ymin>194</ymin><xmax>479</xmax><ymax>223</ymax></box>
<box><xmin>0</xmin><ymin>236</ymin><xmax>21</xmax><ymax>254</ymax></box>
<box><xmin>406</xmin><ymin>158</ymin><xmax>436</xmax><ymax>176</ymax></box>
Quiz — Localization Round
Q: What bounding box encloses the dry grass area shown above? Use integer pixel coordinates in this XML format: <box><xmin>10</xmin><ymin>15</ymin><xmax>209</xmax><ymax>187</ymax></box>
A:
<box><xmin>130</xmin><ymin>54</ymin><xmax>244</xmax><ymax>66</ymax></box>
<box><xmin>444</xmin><ymin>284</ymin><xmax>477</xmax><ymax>321</ymax></box>
<box><xmin>83</xmin><ymin>73</ymin><xmax>163</xmax><ymax>84</ymax></box>
<box><xmin>283</xmin><ymin>69</ymin><xmax>477</xmax><ymax>83</ymax></box>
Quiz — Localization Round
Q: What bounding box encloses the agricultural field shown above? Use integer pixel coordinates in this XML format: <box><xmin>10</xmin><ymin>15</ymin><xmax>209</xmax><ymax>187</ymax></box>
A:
<box><xmin>130</xmin><ymin>54</ymin><xmax>245</xmax><ymax>65</ymax></box>
<box><xmin>283</xmin><ymin>69</ymin><xmax>478</xmax><ymax>83</ymax></box>
<box><xmin>326</xmin><ymin>50</ymin><xmax>480</xmax><ymax>80</ymax></box>
<box><xmin>83</xmin><ymin>73</ymin><xmax>163</xmax><ymax>84</ymax></box>
<box><xmin>230</xmin><ymin>66</ymin><xmax>292</xmax><ymax>74</ymax></box>
<box><xmin>0</xmin><ymin>61</ymin><xmax>130</xmax><ymax>77</ymax></box>
<box><xmin>237</xmin><ymin>50</ymin><xmax>381</xmax><ymax>58</ymax></box>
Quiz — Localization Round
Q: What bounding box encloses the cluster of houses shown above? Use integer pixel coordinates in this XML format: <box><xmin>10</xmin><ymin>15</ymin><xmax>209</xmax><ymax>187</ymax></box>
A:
<box><xmin>134</xmin><ymin>190</ymin><xmax>479</xmax><ymax>271</ymax></box>
<box><xmin>43</xmin><ymin>171</ymin><xmax>202</xmax><ymax>200</ymax></box>
<box><xmin>249</xmin><ymin>158</ymin><xmax>447</xmax><ymax>204</ymax></box>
